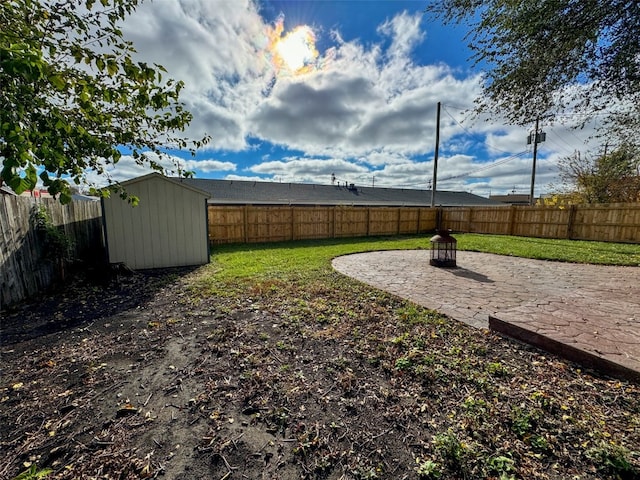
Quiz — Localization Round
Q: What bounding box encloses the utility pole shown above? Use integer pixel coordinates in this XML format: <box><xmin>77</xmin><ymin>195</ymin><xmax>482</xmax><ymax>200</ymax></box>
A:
<box><xmin>431</xmin><ymin>101</ymin><xmax>441</xmax><ymax>208</ymax></box>
<box><xmin>528</xmin><ymin>117</ymin><xmax>545</xmax><ymax>206</ymax></box>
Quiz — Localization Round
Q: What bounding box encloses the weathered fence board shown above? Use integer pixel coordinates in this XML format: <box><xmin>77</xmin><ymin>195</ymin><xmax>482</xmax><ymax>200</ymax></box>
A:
<box><xmin>0</xmin><ymin>196</ymin><xmax>103</xmax><ymax>308</ymax></box>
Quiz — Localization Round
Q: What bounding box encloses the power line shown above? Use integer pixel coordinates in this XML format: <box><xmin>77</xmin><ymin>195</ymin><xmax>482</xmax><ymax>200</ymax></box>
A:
<box><xmin>441</xmin><ymin>104</ymin><xmax>523</xmax><ymax>157</ymax></box>
<box><xmin>441</xmin><ymin>104</ymin><xmax>476</xmax><ymax>137</ymax></box>
<box><xmin>441</xmin><ymin>102</ymin><xmax>476</xmax><ymax>112</ymax></box>
<box><xmin>439</xmin><ymin>151</ymin><xmax>529</xmax><ymax>182</ymax></box>
<box><xmin>544</xmin><ymin>130</ymin><xmax>580</xmax><ymax>153</ymax></box>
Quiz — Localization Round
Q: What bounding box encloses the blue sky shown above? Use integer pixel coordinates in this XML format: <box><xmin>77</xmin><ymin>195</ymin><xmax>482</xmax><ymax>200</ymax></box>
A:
<box><xmin>92</xmin><ymin>0</ymin><xmax>603</xmax><ymax>197</ymax></box>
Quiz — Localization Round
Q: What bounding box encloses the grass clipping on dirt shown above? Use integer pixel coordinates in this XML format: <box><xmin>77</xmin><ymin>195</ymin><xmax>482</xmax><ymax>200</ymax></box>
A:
<box><xmin>1</xmin><ymin>237</ymin><xmax>639</xmax><ymax>480</ymax></box>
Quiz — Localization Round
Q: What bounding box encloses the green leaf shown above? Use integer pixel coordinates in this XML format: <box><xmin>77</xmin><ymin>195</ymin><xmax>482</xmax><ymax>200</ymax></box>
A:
<box><xmin>59</xmin><ymin>190</ymin><xmax>73</xmax><ymax>204</ymax></box>
<box><xmin>49</xmin><ymin>74</ymin><xmax>65</xmax><ymax>90</ymax></box>
<box><xmin>25</xmin><ymin>164</ymin><xmax>38</xmax><ymax>190</ymax></box>
<box><xmin>12</xmin><ymin>464</ymin><xmax>53</xmax><ymax>480</ymax></box>
<box><xmin>79</xmin><ymin>86</ymin><xmax>90</xmax><ymax>102</ymax></box>
<box><xmin>7</xmin><ymin>175</ymin><xmax>29</xmax><ymax>195</ymax></box>
<box><xmin>106</xmin><ymin>58</ymin><xmax>118</xmax><ymax>76</ymax></box>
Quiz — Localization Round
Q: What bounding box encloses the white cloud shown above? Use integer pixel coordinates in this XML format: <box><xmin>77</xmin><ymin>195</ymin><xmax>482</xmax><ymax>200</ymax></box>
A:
<box><xmin>185</xmin><ymin>159</ymin><xmax>236</xmax><ymax>173</ymax></box>
<box><xmin>377</xmin><ymin>10</ymin><xmax>425</xmax><ymax>61</ymax></box>
<box><xmin>122</xmin><ymin>0</ymin><xmax>272</xmax><ymax>150</ymax></box>
<box><xmin>83</xmin><ymin>152</ymin><xmax>236</xmax><ymax>187</ymax></box>
<box><xmin>485</xmin><ymin>129</ymin><xmax>527</xmax><ymax>156</ymax></box>
<box><xmin>121</xmin><ymin>0</ymin><xmax>485</xmax><ymax>160</ymax></box>
<box><xmin>249</xmin><ymin>157</ymin><xmax>369</xmax><ymax>184</ymax></box>
<box><xmin>97</xmin><ymin>0</ymin><xmax>610</xmax><ymax>197</ymax></box>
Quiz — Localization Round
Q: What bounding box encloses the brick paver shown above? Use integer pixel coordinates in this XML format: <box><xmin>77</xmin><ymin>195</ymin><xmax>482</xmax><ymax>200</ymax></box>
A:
<box><xmin>332</xmin><ymin>251</ymin><xmax>640</xmax><ymax>382</ymax></box>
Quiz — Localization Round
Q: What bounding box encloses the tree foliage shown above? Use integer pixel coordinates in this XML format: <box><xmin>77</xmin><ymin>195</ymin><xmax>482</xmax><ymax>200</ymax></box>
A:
<box><xmin>557</xmin><ymin>145</ymin><xmax>640</xmax><ymax>204</ymax></box>
<box><xmin>426</xmin><ymin>0</ymin><xmax>640</xmax><ymax>132</ymax></box>
<box><xmin>0</xmin><ymin>0</ymin><xmax>208</xmax><ymax>203</ymax></box>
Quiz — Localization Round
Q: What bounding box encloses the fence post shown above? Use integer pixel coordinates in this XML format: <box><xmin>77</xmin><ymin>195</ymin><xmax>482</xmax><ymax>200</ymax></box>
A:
<box><xmin>366</xmin><ymin>207</ymin><xmax>370</xmax><ymax>237</ymax></box>
<box><xmin>508</xmin><ymin>205</ymin><xmax>517</xmax><ymax>236</ymax></box>
<box><xmin>567</xmin><ymin>205</ymin><xmax>577</xmax><ymax>239</ymax></box>
<box><xmin>243</xmin><ymin>205</ymin><xmax>249</xmax><ymax>243</ymax></box>
<box><xmin>332</xmin><ymin>206</ymin><xmax>336</xmax><ymax>238</ymax></box>
<box><xmin>290</xmin><ymin>206</ymin><xmax>295</xmax><ymax>241</ymax></box>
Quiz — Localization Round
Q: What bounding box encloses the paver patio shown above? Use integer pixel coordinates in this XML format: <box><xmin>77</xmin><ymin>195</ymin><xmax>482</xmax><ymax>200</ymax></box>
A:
<box><xmin>332</xmin><ymin>250</ymin><xmax>640</xmax><ymax>382</ymax></box>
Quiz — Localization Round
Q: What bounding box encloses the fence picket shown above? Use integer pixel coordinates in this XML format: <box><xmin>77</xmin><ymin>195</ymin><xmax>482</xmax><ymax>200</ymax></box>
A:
<box><xmin>0</xmin><ymin>196</ymin><xmax>103</xmax><ymax>308</ymax></box>
<box><xmin>206</xmin><ymin>204</ymin><xmax>640</xmax><ymax>245</ymax></box>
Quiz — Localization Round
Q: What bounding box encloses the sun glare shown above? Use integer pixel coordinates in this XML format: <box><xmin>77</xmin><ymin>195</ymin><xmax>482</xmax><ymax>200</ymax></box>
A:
<box><xmin>276</xmin><ymin>26</ymin><xmax>318</xmax><ymax>72</ymax></box>
<box><xmin>267</xmin><ymin>18</ymin><xmax>318</xmax><ymax>75</ymax></box>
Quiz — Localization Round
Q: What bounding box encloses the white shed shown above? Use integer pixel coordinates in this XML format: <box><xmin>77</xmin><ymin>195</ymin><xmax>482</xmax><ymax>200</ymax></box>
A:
<box><xmin>102</xmin><ymin>173</ymin><xmax>210</xmax><ymax>269</ymax></box>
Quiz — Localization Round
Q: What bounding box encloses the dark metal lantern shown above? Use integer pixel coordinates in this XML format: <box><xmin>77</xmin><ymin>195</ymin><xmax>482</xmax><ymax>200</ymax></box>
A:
<box><xmin>429</xmin><ymin>230</ymin><xmax>457</xmax><ymax>267</ymax></box>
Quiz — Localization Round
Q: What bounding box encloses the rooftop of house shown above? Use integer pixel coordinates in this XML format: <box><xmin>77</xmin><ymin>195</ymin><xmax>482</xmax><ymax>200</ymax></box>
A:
<box><xmin>178</xmin><ymin>178</ymin><xmax>503</xmax><ymax>207</ymax></box>
<box><xmin>489</xmin><ymin>193</ymin><xmax>532</xmax><ymax>205</ymax></box>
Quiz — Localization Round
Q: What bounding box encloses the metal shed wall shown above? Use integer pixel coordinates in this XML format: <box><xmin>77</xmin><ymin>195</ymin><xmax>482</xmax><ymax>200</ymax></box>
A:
<box><xmin>102</xmin><ymin>174</ymin><xmax>209</xmax><ymax>269</ymax></box>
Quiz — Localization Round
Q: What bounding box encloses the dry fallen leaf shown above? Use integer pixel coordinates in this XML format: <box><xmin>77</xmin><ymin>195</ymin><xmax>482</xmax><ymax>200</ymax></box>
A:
<box><xmin>116</xmin><ymin>403</ymin><xmax>138</xmax><ymax>418</ymax></box>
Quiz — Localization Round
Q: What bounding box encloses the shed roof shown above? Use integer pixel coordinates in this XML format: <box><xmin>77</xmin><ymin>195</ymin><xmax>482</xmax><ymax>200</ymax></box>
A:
<box><xmin>0</xmin><ymin>185</ymin><xmax>18</xmax><ymax>196</ymax></box>
<box><xmin>120</xmin><ymin>173</ymin><xmax>211</xmax><ymax>198</ymax></box>
<box><xmin>178</xmin><ymin>178</ymin><xmax>501</xmax><ymax>207</ymax></box>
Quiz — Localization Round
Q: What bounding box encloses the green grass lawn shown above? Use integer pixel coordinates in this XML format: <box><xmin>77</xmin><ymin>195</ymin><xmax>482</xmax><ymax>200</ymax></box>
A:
<box><xmin>456</xmin><ymin>233</ymin><xmax>640</xmax><ymax>265</ymax></box>
<box><xmin>207</xmin><ymin>234</ymin><xmax>640</xmax><ymax>286</ymax></box>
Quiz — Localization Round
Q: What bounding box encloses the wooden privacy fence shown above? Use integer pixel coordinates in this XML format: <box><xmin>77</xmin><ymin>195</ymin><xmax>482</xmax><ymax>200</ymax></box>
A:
<box><xmin>208</xmin><ymin>205</ymin><xmax>437</xmax><ymax>244</ymax></box>
<box><xmin>208</xmin><ymin>203</ymin><xmax>640</xmax><ymax>245</ymax></box>
<box><xmin>0</xmin><ymin>196</ymin><xmax>104</xmax><ymax>308</ymax></box>
<box><xmin>442</xmin><ymin>203</ymin><xmax>640</xmax><ymax>243</ymax></box>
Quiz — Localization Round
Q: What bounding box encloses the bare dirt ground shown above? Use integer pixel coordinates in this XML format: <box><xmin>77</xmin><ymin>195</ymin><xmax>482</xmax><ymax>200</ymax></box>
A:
<box><xmin>1</xmin><ymin>266</ymin><xmax>639</xmax><ymax>480</ymax></box>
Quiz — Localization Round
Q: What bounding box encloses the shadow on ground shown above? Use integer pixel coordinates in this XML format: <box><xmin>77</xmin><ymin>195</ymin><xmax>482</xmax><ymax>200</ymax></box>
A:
<box><xmin>448</xmin><ymin>267</ymin><xmax>495</xmax><ymax>283</ymax></box>
<box><xmin>0</xmin><ymin>266</ymin><xmax>199</xmax><ymax>345</ymax></box>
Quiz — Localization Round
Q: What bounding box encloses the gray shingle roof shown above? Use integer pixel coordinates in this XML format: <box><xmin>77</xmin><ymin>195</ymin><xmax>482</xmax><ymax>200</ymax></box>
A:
<box><xmin>177</xmin><ymin>178</ymin><xmax>501</xmax><ymax>207</ymax></box>
<box><xmin>0</xmin><ymin>185</ymin><xmax>18</xmax><ymax>196</ymax></box>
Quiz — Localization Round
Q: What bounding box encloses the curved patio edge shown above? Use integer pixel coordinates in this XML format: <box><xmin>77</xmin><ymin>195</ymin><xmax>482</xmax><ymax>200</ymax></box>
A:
<box><xmin>332</xmin><ymin>250</ymin><xmax>640</xmax><ymax>383</ymax></box>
